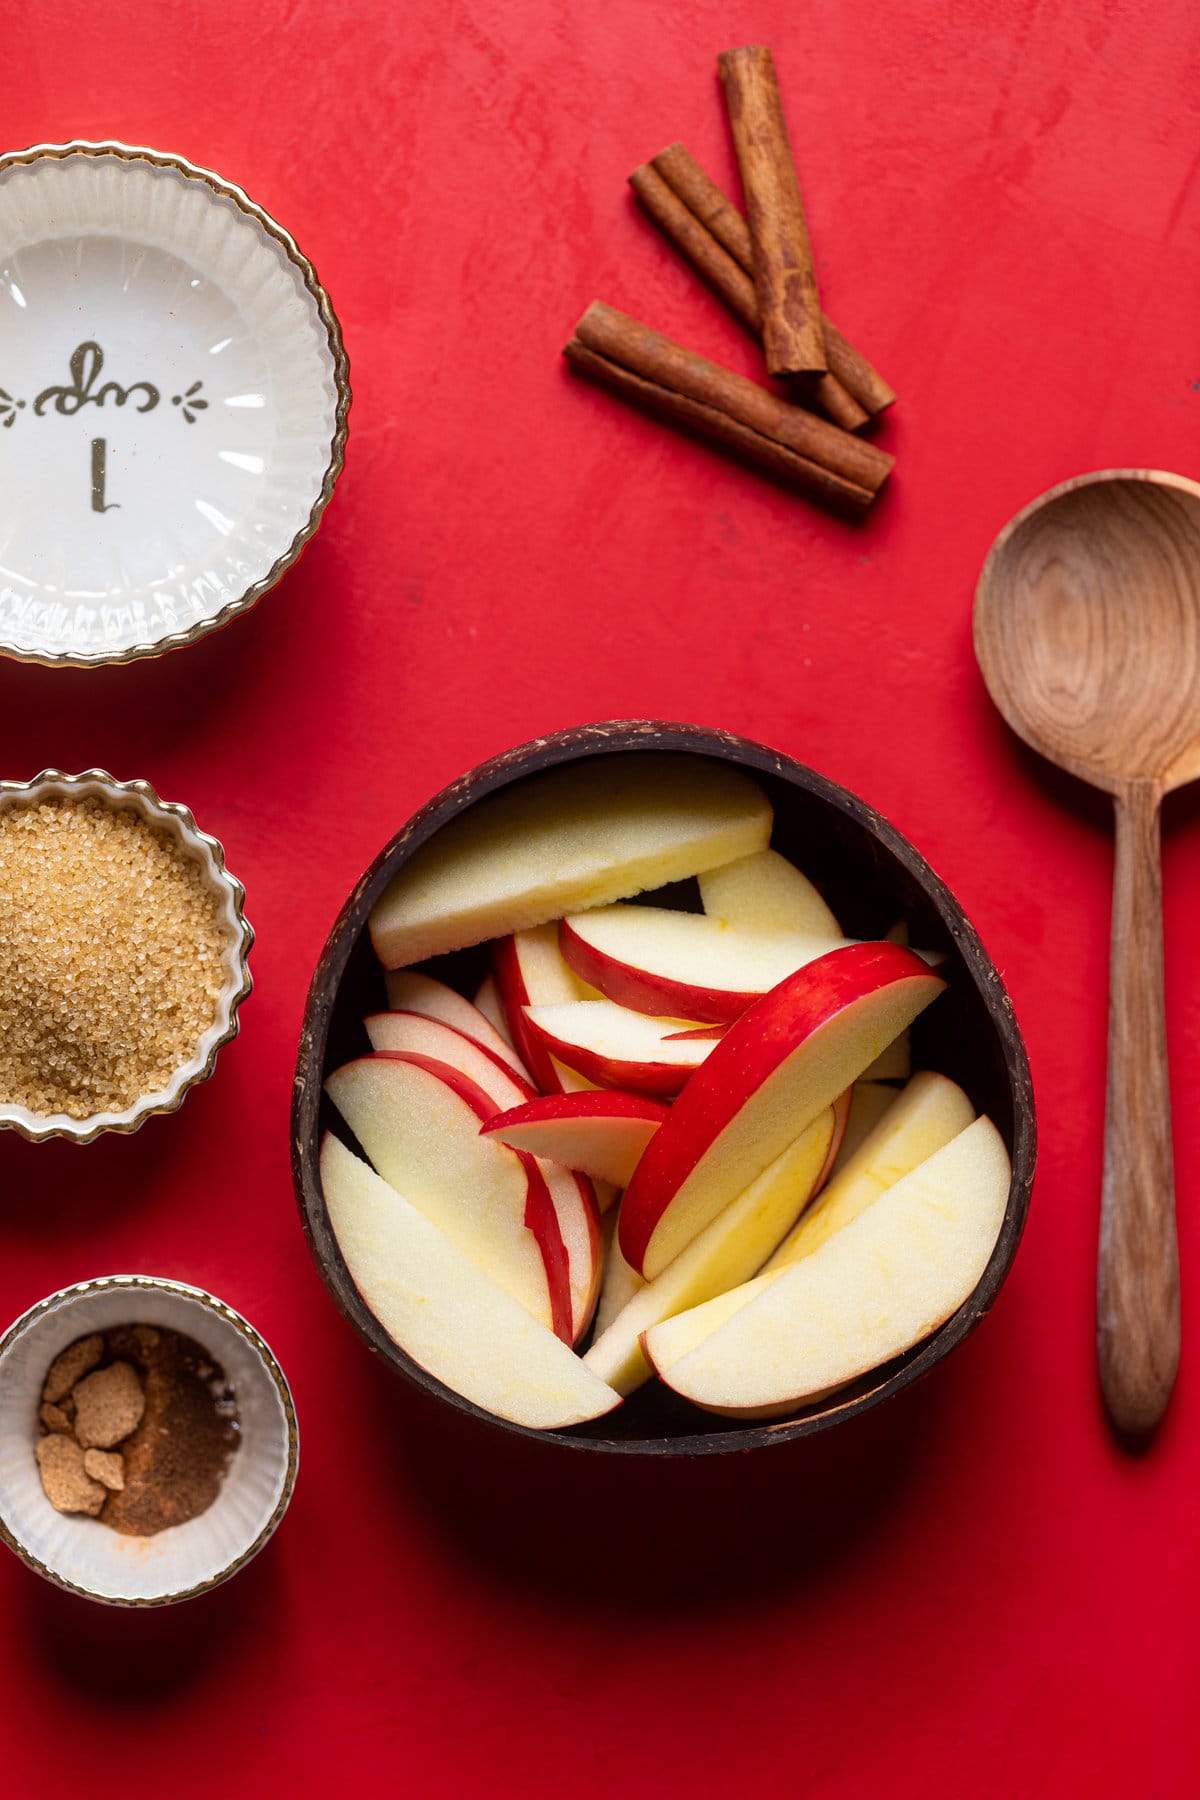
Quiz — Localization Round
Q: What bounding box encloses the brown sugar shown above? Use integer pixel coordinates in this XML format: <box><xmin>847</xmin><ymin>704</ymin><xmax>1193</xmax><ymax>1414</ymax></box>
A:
<box><xmin>72</xmin><ymin>1361</ymin><xmax>145</xmax><ymax>1449</ymax></box>
<box><xmin>34</xmin><ymin>1324</ymin><xmax>239</xmax><ymax>1535</ymax></box>
<box><xmin>35</xmin><ymin>1436</ymin><xmax>107</xmax><ymax>1517</ymax></box>
<box><xmin>0</xmin><ymin>796</ymin><xmax>228</xmax><ymax>1119</ymax></box>
<box><xmin>42</xmin><ymin>1333</ymin><xmax>103</xmax><ymax>1404</ymax></box>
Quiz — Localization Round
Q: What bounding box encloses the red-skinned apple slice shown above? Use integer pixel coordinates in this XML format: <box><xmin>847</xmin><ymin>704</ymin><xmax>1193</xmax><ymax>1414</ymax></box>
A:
<box><xmin>642</xmin><ymin>1115</ymin><xmax>1010</xmax><ymax>1418</ymax></box>
<box><xmin>361</xmin><ymin>1019</ymin><xmax>600</xmax><ymax>1342</ymax></box>
<box><xmin>481</xmin><ymin>1090</ymin><xmax>669</xmax><ymax>1187</ymax></box>
<box><xmin>523</xmin><ymin>1000</ymin><xmax>719</xmax><ymax>1099</ymax></box>
<box><xmin>618</xmin><ymin>942</ymin><xmax>946</xmax><ymax>1280</ymax></box>
<box><xmin>384</xmin><ymin>968</ymin><xmax>530</xmax><ymax>1079</ymax></box>
<box><xmin>493</xmin><ymin>926</ymin><xmax>596</xmax><ymax>1095</ymax></box>
<box><xmin>559</xmin><ymin>905</ymin><xmax>848</xmax><ymax>1024</ymax></box>
<box><xmin>320</xmin><ymin>1135</ymin><xmax>620</xmax><ymax>1430</ymax></box>
<box><xmin>324</xmin><ymin>1051</ymin><xmax>573</xmax><ymax>1342</ymax></box>
<box><xmin>366</xmin><ymin>1010</ymin><xmax>538</xmax><ymax>1102</ymax></box>
<box><xmin>584</xmin><ymin>1106</ymin><xmax>835</xmax><ymax>1395</ymax></box>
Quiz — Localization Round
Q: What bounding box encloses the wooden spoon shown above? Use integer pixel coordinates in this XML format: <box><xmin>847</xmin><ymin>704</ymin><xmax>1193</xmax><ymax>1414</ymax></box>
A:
<box><xmin>974</xmin><ymin>468</ymin><xmax>1200</xmax><ymax>1435</ymax></box>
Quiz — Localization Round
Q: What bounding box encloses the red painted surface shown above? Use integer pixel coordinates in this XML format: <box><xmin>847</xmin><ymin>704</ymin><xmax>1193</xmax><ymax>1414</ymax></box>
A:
<box><xmin>2</xmin><ymin>3</ymin><xmax>1199</xmax><ymax>1794</ymax></box>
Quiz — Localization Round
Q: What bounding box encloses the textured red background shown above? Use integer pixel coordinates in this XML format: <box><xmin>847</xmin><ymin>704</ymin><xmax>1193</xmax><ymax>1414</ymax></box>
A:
<box><xmin>2</xmin><ymin>3</ymin><xmax>1199</xmax><ymax>1794</ymax></box>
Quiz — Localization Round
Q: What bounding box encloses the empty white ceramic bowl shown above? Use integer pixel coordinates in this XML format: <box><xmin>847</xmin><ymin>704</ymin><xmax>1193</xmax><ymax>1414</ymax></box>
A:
<box><xmin>0</xmin><ymin>140</ymin><xmax>349</xmax><ymax>665</ymax></box>
<box><xmin>0</xmin><ymin>1277</ymin><xmax>298</xmax><ymax>1606</ymax></box>
<box><xmin>0</xmin><ymin>768</ymin><xmax>253</xmax><ymax>1144</ymax></box>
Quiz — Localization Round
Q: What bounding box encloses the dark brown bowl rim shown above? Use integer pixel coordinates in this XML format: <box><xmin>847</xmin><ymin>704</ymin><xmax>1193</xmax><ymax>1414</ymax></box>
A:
<box><xmin>291</xmin><ymin>721</ymin><xmax>1035</xmax><ymax>1458</ymax></box>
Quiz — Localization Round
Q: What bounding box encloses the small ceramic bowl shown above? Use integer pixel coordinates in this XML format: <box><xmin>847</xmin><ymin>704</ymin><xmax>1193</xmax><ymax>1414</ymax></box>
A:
<box><xmin>0</xmin><ymin>140</ymin><xmax>350</xmax><ymax>666</ymax></box>
<box><xmin>0</xmin><ymin>768</ymin><xmax>253</xmax><ymax>1143</ymax></box>
<box><xmin>292</xmin><ymin>721</ymin><xmax>1036</xmax><ymax>1458</ymax></box>
<box><xmin>0</xmin><ymin>1276</ymin><xmax>298</xmax><ymax>1605</ymax></box>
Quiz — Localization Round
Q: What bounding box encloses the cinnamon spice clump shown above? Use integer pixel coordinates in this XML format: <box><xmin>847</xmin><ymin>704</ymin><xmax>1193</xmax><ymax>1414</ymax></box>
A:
<box><xmin>34</xmin><ymin>1324</ymin><xmax>239</xmax><ymax>1536</ymax></box>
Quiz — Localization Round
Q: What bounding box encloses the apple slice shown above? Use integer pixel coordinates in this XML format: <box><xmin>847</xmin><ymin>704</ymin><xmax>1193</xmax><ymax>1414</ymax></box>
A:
<box><xmin>481</xmin><ymin>1091</ymin><xmax>668</xmax><ymax>1187</ymax></box>
<box><xmin>593</xmin><ymin>1178</ymin><xmax>622</xmax><ymax>1216</ymax></box>
<box><xmin>366</xmin><ymin>1010</ymin><xmax>537</xmax><ymax>1103</ymax></box>
<box><xmin>835</xmin><ymin>1081</ymin><xmax>901</xmax><ymax>1168</ymax></box>
<box><xmin>324</xmin><ymin>1052</ymin><xmax>571</xmax><ymax>1340</ymax></box>
<box><xmin>642</xmin><ymin>1115</ymin><xmax>1011</xmax><ymax>1418</ymax></box>
<box><xmin>860</xmin><ymin>1028</ymin><xmax>911</xmax><ymax>1082</ymax></box>
<box><xmin>559</xmin><ymin>905</ymin><xmax>848</xmax><ymax>1024</ymax></box>
<box><xmin>472</xmin><ymin>973</ymin><xmax>513</xmax><ymax>1045</ymax></box>
<box><xmin>699</xmin><ymin>848</ymin><xmax>842</xmax><ymax>937</ymax></box>
<box><xmin>384</xmin><ymin>968</ymin><xmax>530</xmax><ymax>1079</ymax></box>
<box><xmin>369</xmin><ymin>752</ymin><xmax>773</xmax><ymax>968</ymax></box>
<box><xmin>493</xmin><ymin>925</ymin><xmax>596</xmax><ymax>1094</ymax></box>
<box><xmin>618</xmin><ymin>942</ymin><xmax>946</xmax><ymax>1280</ymax></box>
<box><xmin>584</xmin><ymin>1107</ymin><xmax>835</xmax><ymax>1395</ymax></box>
<box><xmin>594</xmin><ymin>1213</ymin><xmax>645</xmax><ymax>1337</ymax></box>
<box><xmin>523</xmin><ymin>1000</ymin><xmax>719</xmax><ymax>1098</ymax></box>
<box><xmin>360</xmin><ymin>1018</ymin><xmax>600</xmax><ymax>1343</ymax></box>
<box><xmin>320</xmin><ymin>1136</ymin><xmax>620</xmax><ymax>1430</ymax></box>
<box><xmin>765</xmin><ymin>1071</ymin><xmax>976</xmax><ymax>1270</ymax></box>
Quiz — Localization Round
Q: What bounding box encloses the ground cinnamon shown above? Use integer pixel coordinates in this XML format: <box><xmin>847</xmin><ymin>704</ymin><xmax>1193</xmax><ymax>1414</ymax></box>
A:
<box><xmin>34</xmin><ymin>1324</ymin><xmax>239</xmax><ymax>1536</ymax></box>
<box><xmin>718</xmin><ymin>45</ymin><xmax>826</xmax><ymax>377</ymax></box>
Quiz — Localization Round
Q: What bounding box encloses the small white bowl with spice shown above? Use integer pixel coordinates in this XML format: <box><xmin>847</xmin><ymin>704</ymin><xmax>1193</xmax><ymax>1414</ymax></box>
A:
<box><xmin>0</xmin><ymin>768</ymin><xmax>252</xmax><ymax>1143</ymax></box>
<box><xmin>0</xmin><ymin>1276</ymin><xmax>298</xmax><ymax>1606</ymax></box>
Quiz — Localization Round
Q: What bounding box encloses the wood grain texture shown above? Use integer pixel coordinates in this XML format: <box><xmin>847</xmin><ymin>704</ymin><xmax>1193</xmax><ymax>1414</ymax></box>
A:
<box><xmin>1100</xmin><ymin>779</ymin><xmax>1179</xmax><ymax>1432</ymax></box>
<box><xmin>974</xmin><ymin>469</ymin><xmax>1200</xmax><ymax>1434</ymax></box>
<box><xmin>718</xmin><ymin>46</ymin><xmax>826</xmax><ymax>377</ymax></box>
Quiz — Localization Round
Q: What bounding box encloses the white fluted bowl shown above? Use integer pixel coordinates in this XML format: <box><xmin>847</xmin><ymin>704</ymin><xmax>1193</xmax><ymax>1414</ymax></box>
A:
<box><xmin>0</xmin><ymin>1277</ymin><xmax>298</xmax><ymax>1605</ymax></box>
<box><xmin>0</xmin><ymin>141</ymin><xmax>349</xmax><ymax>666</ymax></box>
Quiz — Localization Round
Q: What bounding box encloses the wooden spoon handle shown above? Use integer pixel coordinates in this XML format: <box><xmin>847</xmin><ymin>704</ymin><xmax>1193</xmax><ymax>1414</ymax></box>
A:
<box><xmin>1098</xmin><ymin>780</ymin><xmax>1180</xmax><ymax>1433</ymax></box>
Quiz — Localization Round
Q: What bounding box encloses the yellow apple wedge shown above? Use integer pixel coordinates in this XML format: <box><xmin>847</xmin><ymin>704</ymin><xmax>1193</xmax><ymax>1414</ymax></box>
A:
<box><xmin>618</xmin><ymin>942</ymin><xmax>946</xmax><ymax>1280</ymax></box>
<box><xmin>369</xmin><ymin>753</ymin><xmax>772</xmax><ymax>968</ymax></box>
<box><xmin>642</xmin><ymin>1115</ymin><xmax>1011</xmax><ymax>1418</ymax></box>
<box><xmin>861</xmin><ymin>1029</ymin><xmax>911</xmax><ymax>1082</ymax></box>
<box><xmin>835</xmin><ymin>1080</ymin><xmax>901</xmax><ymax>1167</ymax></box>
<box><xmin>320</xmin><ymin>1136</ymin><xmax>620</xmax><ymax>1431</ymax></box>
<box><xmin>765</xmin><ymin>1071</ymin><xmax>976</xmax><ymax>1270</ymax></box>
<box><xmin>593</xmin><ymin>1212</ymin><xmax>644</xmax><ymax>1337</ymax></box>
<box><xmin>699</xmin><ymin>847</ymin><xmax>842</xmax><ymax>936</ymax></box>
<box><xmin>584</xmin><ymin>1107</ymin><xmax>835</xmax><ymax>1395</ymax></box>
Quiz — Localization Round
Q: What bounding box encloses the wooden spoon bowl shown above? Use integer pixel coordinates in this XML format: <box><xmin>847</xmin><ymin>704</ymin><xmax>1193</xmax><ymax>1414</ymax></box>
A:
<box><xmin>975</xmin><ymin>469</ymin><xmax>1200</xmax><ymax>1433</ymax></box>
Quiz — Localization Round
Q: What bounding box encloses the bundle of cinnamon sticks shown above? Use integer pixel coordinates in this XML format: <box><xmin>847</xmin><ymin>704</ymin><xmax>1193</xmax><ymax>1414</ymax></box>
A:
<box><xmin>563</xmin><ymin>46</ymin><xmax>896</xmax><ymax>516</ymax></box>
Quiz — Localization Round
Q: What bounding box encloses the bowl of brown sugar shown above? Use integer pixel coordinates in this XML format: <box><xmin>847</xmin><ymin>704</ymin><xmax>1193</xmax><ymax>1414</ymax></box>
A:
<box><xmin>0</xmin><ymin>769</ymin><xmax>253</xmax><ymax>1142</ymax></box>
<box><xmin>0</xmin><ymin>1276</ymin><xmax>298</xmax><ymax>1605</ymax></box>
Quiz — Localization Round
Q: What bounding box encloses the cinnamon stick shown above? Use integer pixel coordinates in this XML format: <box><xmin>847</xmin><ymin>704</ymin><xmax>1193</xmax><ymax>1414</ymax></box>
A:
<box><xmin>564</xmin><ymin>301</ymin><xmax>892</xmax><ymax>512</ymax></box>
<box><xmin>573</xmin><ymin>301</ymin><xmax>892</xmax><ymax>494</ymax></box>
<box><xmin>563</xmin><ymin>340</ymin><xmax>875</xmax><ymax>515</ymax></box>
<box><xmin>718</xmin><ymin>45</ymin><xmax>825</xmax><ymax>378</ymax></box>
<box><xmin>629</xmin><ymin>161</ymin><xmax>868</xmax><ymax>432</ymax></box>
<box><xmin>652</xmin><ymin>142</ymin><xmax>896</xmax><ymax>418</ymax></box>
